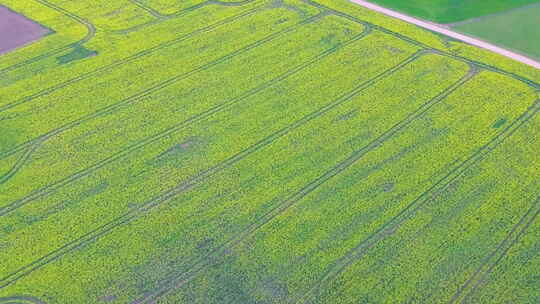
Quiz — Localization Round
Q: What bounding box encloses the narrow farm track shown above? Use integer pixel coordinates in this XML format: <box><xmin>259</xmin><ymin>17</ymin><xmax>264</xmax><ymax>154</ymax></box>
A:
<box><xmin>0</xmin><ymin>0</ymin><xmax>96</xmax><ymax>75</ymax></box>
<box><xmin>296</xmin><ymin>98</ymin><xmax>540</xmax><ymax>304</ymax></box>
<box><xmin>129</xmin><ymin>0</ymin><xmax>256</xmax><ymax>19</ymax></box>
<box><xmin>0</xmin><ymin>23</ymin><xmax>372</xmax><ymax>215</ymax></box>
<box><xmin>451</xmin><ymin>196</ymin><xmax>540</xmax><ymax>303</ymax></box>
<box><xmin>0</xmin><ymin>141</ymin><xmax>42</xmax><ymax>185</ymax></box>
<box><xmin>117</xmin><ymin>0</ymin><xmax>260</xmax><ymax>34</ymax></box>
<box><xmin>0</xmin><ymin>296</ymin><xmax>46</xmax><ymax>304</ymax></box>
<box><xmin>129</xmin><ymin>0</ymin><xmax>168</xmax><ymax>18</ymax></box>
<box><xmin>348</xmin><ymin>0</ymin><xmax>540</xmax><ymax>70</ymax></box>
<box><xmin>131</xmin><ymin>58</ymin><xmax>475</xmax><ymax>304</ymax></box>
<box><xmin>0</xmin><ymin>48</ymin><xmax>418</xmax><ymax>288</ymax></box>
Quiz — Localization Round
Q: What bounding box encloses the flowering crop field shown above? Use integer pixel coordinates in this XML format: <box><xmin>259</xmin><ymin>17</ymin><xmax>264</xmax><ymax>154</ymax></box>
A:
<box><xmin>0</xmin><ymin>0</ymin><xmax>539</xmax><ymax>303</ymax></box>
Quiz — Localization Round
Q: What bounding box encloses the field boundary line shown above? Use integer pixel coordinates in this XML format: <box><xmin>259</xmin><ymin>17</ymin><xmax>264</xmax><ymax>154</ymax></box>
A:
<box><xmin>451</xmin><ymin>196</ymin><xmax>540</xmax><ymax>303</ymax></box>
<box><xmin>295</xmin><ymin>98</ymin><xmax>540</xmax><ymax>304</ymax></box>
<box><xmin>131</xmin><ymin>54</ymin><xmax>473</xmax><ymax>304</ymax></box>
<box><xmin>0</xmin><ymin>45</ymin><xmax>420</xmax><ymax>290</ymax></box>
<box><xmin>0</xmin><ymin>14</ymin><xmax>369</xmax><ymax>216</ymax></box>
<box><xmin>0</xmin><ymin>3</ymin><xmax>265</xmax><ymax>117</ymax></box>
<box><xmin>0</xmin><ymin>0</ymin><xmax>96</xmax><ymax>75</ymax></box>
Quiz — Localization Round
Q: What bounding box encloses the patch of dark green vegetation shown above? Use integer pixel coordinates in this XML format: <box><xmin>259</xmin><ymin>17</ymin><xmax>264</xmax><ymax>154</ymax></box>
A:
<box><xmin>56</xmin><ymin>45</ymin><xmax>97</xmax><ymax>64</ymax></box>
<box><xmin>492</xmin><ymin>118</ymin><xmax>507</xmax><ymax>128</ymax></box>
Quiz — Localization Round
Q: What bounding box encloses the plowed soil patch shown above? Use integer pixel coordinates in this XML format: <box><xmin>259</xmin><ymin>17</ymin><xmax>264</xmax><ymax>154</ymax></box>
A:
<box><xmin>0</xmin><ymin>5</ymin><xmax>50</xmax><ymax>55</ymax></box>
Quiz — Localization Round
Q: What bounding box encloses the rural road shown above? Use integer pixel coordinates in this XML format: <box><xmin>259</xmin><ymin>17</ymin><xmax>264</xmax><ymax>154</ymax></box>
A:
<box><xmin>348</xmin><ymin>0</ymin><xmax>540</xmax><ymax>70</ymax></box>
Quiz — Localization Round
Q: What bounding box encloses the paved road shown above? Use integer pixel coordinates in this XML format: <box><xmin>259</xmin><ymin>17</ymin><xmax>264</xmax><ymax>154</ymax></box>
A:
<box><xmin>348</xmin><ymin>0</ymin><xmax>540</xmax><ymax>70</ymax></box>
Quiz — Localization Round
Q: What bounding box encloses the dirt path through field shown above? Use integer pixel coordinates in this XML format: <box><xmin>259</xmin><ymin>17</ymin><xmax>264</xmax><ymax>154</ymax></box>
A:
<box><xmin>348</xmin><ymin>0</ymin><xmax>540</xmax><ymax>70</ymax></box>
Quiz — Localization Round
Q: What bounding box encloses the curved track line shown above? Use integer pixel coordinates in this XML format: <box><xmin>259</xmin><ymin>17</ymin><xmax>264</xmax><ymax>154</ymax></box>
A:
<box><xmin>295</xmin><ymin>98</ymin><xmax>540</xmax><ymax>304</ymax></box>
<box><xmin>0</xmin><ymin>15</ymin><xmax>369</xmax><ymax>217</ymax></box>
<box><xmin>451</xmin><ymin>196</ymin><xmax>540</xmax><ymax>303</ymax></box>
<box><xmin>114</xmin><ymin>0</ymin><xmax>259</xmax><ymax>34</ymax></box>
<box><xmin>0</xmin><ymin>0</ymin><xmax>96</xmax><ymax>75</ymax></box>
<box><xmin>0</xmin><ymin>296</ymin><xmax>46</xmax><ymax>304</ymax></box>
<box><xmin>131</xmin><ymin>54</ymin><xmax>474</xmax><ymax>304</ymax></box>
<box><xmin>127</xmin><ymin>0</ymin><xmax>255</xmax><ymax>20</ymax></box>
<box><xmin>0</xmin><ymin>46</ymin><xmax>420</xmax><ymax>289</ymax></box>
<box><xmin>0</xmin><ymin>141</ymin><xmax>42</xmax><ymax>185</ymax></box>
<box><xmin>0</xmin><ymin>4</ymin><xmax>264</xmax><ymax>117</ymax></box>
<box><xmin>129</xmin><ymin>0</ymin><xmax>168</xmax><ymax>18</ymax></box>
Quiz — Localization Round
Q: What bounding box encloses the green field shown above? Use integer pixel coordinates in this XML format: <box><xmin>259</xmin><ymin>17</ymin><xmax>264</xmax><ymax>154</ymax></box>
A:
<box><xmin>453</xmin><ymin>4</ymin><xmax>540</xmax><ymax>60</ymax></box>
<box><xmin>1</xmin><ymin>0</ymin><xmax>540</xmax><ymax>303</ymax></box>
<box><xmin>368</xmin><ymin>0</ymin><xmax>540</xmax><ymax>23</ymax></box>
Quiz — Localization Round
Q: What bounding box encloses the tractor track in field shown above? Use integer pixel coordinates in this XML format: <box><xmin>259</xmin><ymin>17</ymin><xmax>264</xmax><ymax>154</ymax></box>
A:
<box><xmin>0</xmin><ymin>46</ymin><xmax>420</xmax><ymax>289</ymax></box>
<box><xmin>0</xmin><ymin>0</ymin><xmax>95</xmax><ymax>75</ymax></box>
<box><xmin>294</xmin><ymin>98</ymin><xmax>540</xmax><ymax>304</ymax></box>
<box><xmin>452</xmin><ymin>196</ymin><xmax>540</xmax><ymax>303</ymax></box>
<box><xmin>0</xmin><ymin>141</ymin><xmax>42</xmax><ymax>185</ymax></box>
<box><xmin>0</xmin><ymin>296</ymin><xmax>46</xmax><ymax>304</ymax></box>
<box><xmin>129</xmin><ymin>0</ymin><xmax>257</xmax><ymax>19</ymax></box>
<box><xmin>0</xmin><ymin>4</ymin><xmax>265</xmax><ymax>116</ymax></box>
<box><xmin>129</xmin><ymin>0</ymin><xmax>168</xmax><ymax>18</ymax></box>
<box><xmin>0</xmin><ymin>20</ymin><xmax>371</xmax><ymax>216</ymax></box>
<box><xmin>120</xmin><ymin>0</ymin><xmax>260</xmax><ymax>34</ymax></box>
<box><xmin>130</xmin><ymin>56</ymin><xmax>475</xmax><ymax>304</ymax></box>
<box><xmin>0</xmin><ymin>10</ymin><xmax>346</xmax><ymax>215</ymax></box>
